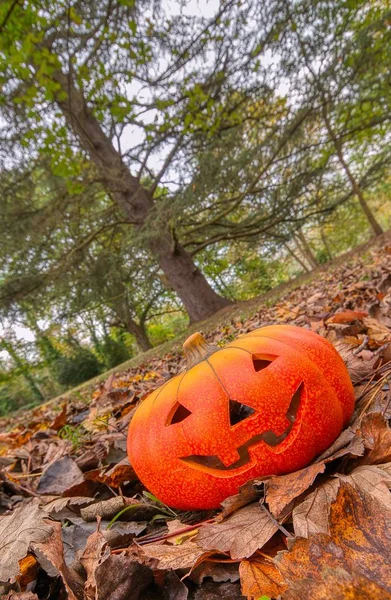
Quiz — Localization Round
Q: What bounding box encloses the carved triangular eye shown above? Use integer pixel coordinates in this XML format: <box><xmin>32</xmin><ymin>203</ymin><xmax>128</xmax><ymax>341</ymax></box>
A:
<box><xmin>167</xmin><ymin>402</ymin><xmax>192</xmax><ymax>426</ymax></box>
<box><xmin>229</xmin><ymin>399</ymin><xmax>256</xmax><ymax>426</ymax></box>
<box><xmin>252</xmin><ymin>355</ymin><xmax>277</xmax><ymax>372</ymax></box>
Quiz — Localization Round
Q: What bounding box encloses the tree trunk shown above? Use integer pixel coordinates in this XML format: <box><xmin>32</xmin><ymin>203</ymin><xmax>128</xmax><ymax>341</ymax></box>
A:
<box><xmin>297</xmin><ymin>230</ymin><xmax>318</xmax><ymax>268</ymax></box>
<box><xmin>111</xmin><ymin>295</ymin><xmax>153</xmax><ymax>352</ymax></box>
<box><xmin>323</xmin><ymin>112</ymin><xmax>383</xmax><ymax>236</ymax></box>
<box><xmin>149</xmin><ymin>233</ymin><xmax>231</xmax><ymax>322</ymax></box>
<box><xmin>283</xmin><ymin>242</ymin><xmax>310</xmax><ymax>272</ymax></box>
<box><xmin>125</xmin><ymin>318</ymin><xmax>152</xmax><ymax>352</ymax></box>
<box><xmin>1</xmin><ymin>339</ymin><xmax>44</xmax><ymax>401</ymax></box>
<box><xmin>320</xmin><ymin>228</ymin><xmax>332</xmax><ymax>260</ymax></box>
<box><xmin>50</xmin><ymin>69</ymin><xmax>231</xmax><ymax>322</ymax></box>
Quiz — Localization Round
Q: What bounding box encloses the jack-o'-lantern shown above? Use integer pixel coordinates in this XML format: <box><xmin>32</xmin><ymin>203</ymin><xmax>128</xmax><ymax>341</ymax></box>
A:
<box><xmin>127</xmin><ymin>325</ymin><xmax>355</xmax><ymax>509</ymax></box>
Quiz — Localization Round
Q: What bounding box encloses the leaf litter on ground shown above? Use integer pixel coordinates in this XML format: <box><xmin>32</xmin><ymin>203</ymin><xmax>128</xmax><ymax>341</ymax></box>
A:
<box><xmin>0</xmin><ymin>238</ymin><xmax>391</xmax><ymax>598</ymax></box>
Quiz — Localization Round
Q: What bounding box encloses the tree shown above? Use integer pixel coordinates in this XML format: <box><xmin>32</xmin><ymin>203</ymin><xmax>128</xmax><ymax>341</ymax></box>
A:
<box><xmin>275</xmin><ymin>0</ymin><xmax>390</xmax><ymax>236</ymax></box>
<box><xmin>0</xmin><ymin>0</ymin><xmax>251</xmax><ymax>321</ymax></box>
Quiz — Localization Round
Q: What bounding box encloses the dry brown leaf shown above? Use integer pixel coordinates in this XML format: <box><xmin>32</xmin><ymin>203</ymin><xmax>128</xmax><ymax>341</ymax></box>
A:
<box><xmin>292</xmin><ymin>463</ymin><xmax>391</xmax><ymax>538</ymax></box>
<box><xmin>323</xmin><ymin>431</ymin><xmax>365</xmax><ymax>462</ymax></box>
<box><xmin>41</xmin><ymin>495</ymin><xmax>95</xmax><ymax>515</ymax></box>
<box><xmin>363</xmin><ymin>316</ymin><xmax>391</xmax><ymax>345</ymax></box>
<box><xmin>277</xmin><ymin>483</ymin><xmax>391</xmax><ymax>593</ymax></box>
<box><xmin>292</xmin><ymin>479</ymin><xmax>340</xmax><ymax>538</ymax></box>
<box><xmin>197</xmin><ymin>503</ymin><xmax>278</xmax><ymax>560</ymax></box>
<box><xmin>0</xmin><ymin>499</ymin><xmax>53</xmax><ymax>582</ymax></box>
<box><xmin>327</xmin><ymin>310</ymin><xmax>368</xmax><ymax>324</ymax></box>
<box><xmin>239</xmin><ymin>555</ymin><xmax>287</xmax><ymax>599</ymax></box>
<box><xmin>360</xmin><ymin>412</ymin><xmax>391</xmax><ymax>464</ymax></box>
<box><xmin>93</xmin><ymin>554</ymin><xmax>153</xmax><ymax>600</ymax></box>
<box><xmin>32</xmin><ymin>519</ymin><xmax>84</xmax><ymax>600</ymax></box>
<box><xmin>218</xmin><ymin>479</ymin><xmax>263</xmax><ymax>521</ymax></box>
<box><xmin>50</xmin><ymin>405</ymin><xmax>68</xmax><ymax>431</ymax></box>
<box><xmin>315</xmin><ymin>427</ymin><xmax>357</xmax><ymax>462</ymax></box>
<box><xmin>141</xmin><ymin>539</ymin><xmax>208</xmax><ymax>571</ymax></box>
<box><xmin>338</xmin><ymin>464</ymin><xmax>391</xmax><ymax>510</ymax></box>
<box><xmin>266</xmin><ymin>462</ymin><xmax>326</xmax><ymax>517</ymax></box>
<box><xmin>164</xmin><ymin>571</ymin><xmax>189</xmax><ymax>600</ymax></box>
<box><xmin>17</xmin><ymin>554</ymin><xmax>39</xmax><ymax>589</ymax></box>
<box><xmin>85</xmin><ymin>459</ymin><xmax>137</xmax><ymax>488</ymax></box>
<box><xmin>333</xmin><ymin>340</ymin><xmax>376</xmax><ymax>382</ymax></box>
<box><xmin>37</xmin><ymin>456</ymin><xmax>84</xmax><ymax>495</ymax></box>
<box><xmin>80</xmin><ymin>496</ymin><xmax>136</xmax><ymax>522</ymax></box>
<box><xmin>81</xmin><ymin>528</ymin><xmax>110</xmax><ymax>600</ymax></box>
<box><xmin>282</xmin><ymin>567</ymin><xmax>391</xmax><ymax>600</ymax></box>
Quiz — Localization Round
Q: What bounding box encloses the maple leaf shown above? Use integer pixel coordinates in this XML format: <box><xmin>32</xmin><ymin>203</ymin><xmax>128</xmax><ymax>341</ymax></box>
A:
<box><xmin>282</xmin><ymin>567</ymin><xmax>391</xmax><ymax>600</ymax></box>
<box><xmin>276</xmin><ymin>483</ymin><xmax>391</xmax><ymax>594</ymax></box>
<box><xmin>240</xmin><ymin>554</ymin><xmax>287</xmax><ymax>599</ymax></box>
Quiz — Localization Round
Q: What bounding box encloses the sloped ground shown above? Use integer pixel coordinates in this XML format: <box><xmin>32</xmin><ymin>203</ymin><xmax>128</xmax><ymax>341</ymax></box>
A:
<box><xmin>0</xmin><ymin>235</ymin><xmax>391</xmax><ymax>600</ymax></box>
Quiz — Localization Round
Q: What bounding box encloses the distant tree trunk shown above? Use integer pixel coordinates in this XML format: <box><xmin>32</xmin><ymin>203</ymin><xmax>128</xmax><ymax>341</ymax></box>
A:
<box><xmin>322</xmin><ymin>110</ymin><xmax>383</xmax><ymax>237</ymax></box>
<box><xmin>124</xmin><ymin>318</ymin><xmax>152</xmax><ymax>352</ymax></box>
<box><xmin>320</xmin><ymin>228</ymin><xmax>333</xmax><ymax>260</ymax></box>
<box><xmin>1</xmin><ymin>339</ymin><xmax>44</xmax><ymax>401</ymax></box>
<box><xmin>49</xmin><ymin>69</ymin><xmax>231</xmax><ymax>322</ymax></box>
<box><xmin>294</xmin><ymin>231</ymin><xmax>318</xmax><ymax>270</ymax></box>
<box><xmin>111</xmin><ymin>295</ymin><xmax>152</xmax><ymax>352</ymax></box>
<box><xmin>283</xmin><ymin>242</ymin><xmax>311</xmax><ymax>272</ymax></box>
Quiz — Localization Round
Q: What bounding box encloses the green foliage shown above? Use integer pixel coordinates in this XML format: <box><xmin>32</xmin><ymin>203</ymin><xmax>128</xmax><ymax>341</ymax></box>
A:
<box><xmin>99</xmin><ymin>334</ymin><xmax>132</xmax><ymax>370</ymax></box>
<box><xmin>53</xmin><ymin>347</ymin><xmax>102</xmax><ymax>387</ymax></box>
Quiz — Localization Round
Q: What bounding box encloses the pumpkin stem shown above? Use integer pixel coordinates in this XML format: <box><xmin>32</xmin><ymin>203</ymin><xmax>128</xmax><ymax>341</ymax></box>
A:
<box><xmin>183</xmin><ymin>332</ymin><xmax>215</xmax><ymax>368</ymax></box>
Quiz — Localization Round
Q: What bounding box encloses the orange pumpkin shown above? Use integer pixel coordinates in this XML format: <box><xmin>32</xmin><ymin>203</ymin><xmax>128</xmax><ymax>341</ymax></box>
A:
<box><xmin>127</xmin><ymin>325</ymin><xmax>355</xmax><ymax>509</ymax></box>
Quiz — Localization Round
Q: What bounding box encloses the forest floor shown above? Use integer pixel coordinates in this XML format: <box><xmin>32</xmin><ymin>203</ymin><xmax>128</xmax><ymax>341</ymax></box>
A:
<box><xmin>1</xmin><ymin>232</ymin><xmax>391</xmax><ymax>600</ymax></box>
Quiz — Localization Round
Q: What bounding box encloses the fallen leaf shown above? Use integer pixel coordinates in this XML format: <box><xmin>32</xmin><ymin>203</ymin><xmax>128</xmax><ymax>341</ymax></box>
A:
<box><xmin>315</xmin><ymin>427</ymin><xmax>357</xmax><ymax>462</ymax></box>
<box><xmin>266</xmin><ymin>462</ymin><xmax>326</xmax><ymax>517</ymax></box>
<box><xmin>85</xmin><ymin>459</ymin><xmax>137</xmax><ymax>488</ymax></box>
<box><xmin>94</xmin><ymin>553</ymin><xmax>153</xmax><ymax>600</ymax></box>
<box><xmin>164</xmin><ymin>571</ymin><xmax>189</xmax><ymax>600</ymax></box>
<box><xmin>50</xmin><ymin>405</ymin><xmax>68</xmax><ymax>431</ymax></box>
<box><xmin>197</xmin><ymin>503</ymin><xmax>278</xmax><ymax>560</ymax></box>
<box><xmin>277</xmin><ymin>483</ymin><xmax>391</xmax><ymax>593</ymax></box>
<box><xmin>17</xmin><ymin>554</ymin><xmax>39</xmax><ymax>589</ymax></box>
<box><xmin>37</xmin><ymin>456</ymin><xmax>84</xmax><ymax>495</ymax></box>
<box><xmin>363</xmin><ymin>317</ymin><xmax>391</xmax><ymax>345</ymax></box>
<box><xmin>292</xmin><ymin>479</ymin><xmax>340</xmax><ymax>538</ymax></box>
<box><xmin>327</xmin><ymin>310</ymin><xmax>368</xmax><ymax>324</ymax></box>
<box><xmin>81</xmin><ymin>528</ymin><xmax>110</xmax><ymax>600</ymax></box>
<box><xmin>360</xmin><ymin>412</ymin><xmax>391</xmax><ymax>464</ymax></box>
<box><xmin>141</xmin><ymin>539</ymin><xmax>208</xmax><ymax>570</ymax></box>
<box><xmin>80</xmin><ymin>496</ymin><xmax>137</xmax><ymax>522</ymax></box>
<box><xmin>282</xmin><ymin>567</ymin><xmax>391</xmax><ymax>600</ymax></box>
<box><xmin>32</xmin><ymin>520</ymin><xmax>84</xmax><ymax>600</ymax></box>
<box><xmin>218</xmin><ymin>479</ymin><xmax>262</xmax><ymax>520</ymax></box>
<box><xmin>239</xmin><ymin>554</ymin><xmax>287</xmax><ymax>599</ymax></box>
<box><xmin>0</xmin><ymin>499</ymin><xmax>53</xmax><ymax>582</ymax></box>
<box><xmin>339</xmin><ymin>463</ymin><xmax>391</xmax><ymax>510</ymax></box>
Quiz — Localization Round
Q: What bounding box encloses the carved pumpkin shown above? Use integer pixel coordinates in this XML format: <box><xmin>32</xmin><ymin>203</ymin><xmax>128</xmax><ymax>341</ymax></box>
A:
<box><xmin>127</xmin><ymin>325</ymin><xmax>355</xmax><ymax>509</ymax></box>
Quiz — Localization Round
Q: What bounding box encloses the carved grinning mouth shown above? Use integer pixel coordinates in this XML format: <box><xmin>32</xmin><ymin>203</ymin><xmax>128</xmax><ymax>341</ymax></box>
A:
<box><xmin>180</xmin><ymin>382</ymin><xmax>303</xmax><ymax>471</ymax></box>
